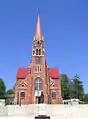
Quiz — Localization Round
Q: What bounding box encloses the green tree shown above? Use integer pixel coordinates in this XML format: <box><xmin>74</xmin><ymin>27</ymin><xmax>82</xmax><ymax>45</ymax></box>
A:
<box><xmin>6</xmin><ymin>83</ymin><xmax>15</xmax><ymax>105</ymax></box>
<box><xmin>72</xmin><ymin>74</ymin><xmax>84</xmax><ymax>101</ymax></box>
<box><xmin>6</xmin><ymin>89</ymin><xmax>14</xmax><ymax>105</ymax></box>
<box><xmin>60</xmin><ymin>74</ymin><xmax>70</xmax><ymax>100</ymax></box>
<box><xmin>13</xmin><ymin>83</ymin><xmax>16</xmax><ymax>92</ymax></box>
<box><xmin>83</xmin><ymin>93</ymin><xmax>88</xmax><ymax>102</ymax></box>
<box><xmin>6</xmin><ymin>89</ymin><xmax>14</xmax><ymax>95</ymax></box>
<box><xmin>0</xmin><ymin>78</ymin><xmax>6</xmax><ymax>98</ymax></box>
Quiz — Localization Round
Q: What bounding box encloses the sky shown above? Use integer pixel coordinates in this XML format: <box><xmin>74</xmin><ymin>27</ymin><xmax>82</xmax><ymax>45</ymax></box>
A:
<box><xmin>0</xmin><ymin>0</ymin><xmax>88</xmax><ymax>92</ymax></box>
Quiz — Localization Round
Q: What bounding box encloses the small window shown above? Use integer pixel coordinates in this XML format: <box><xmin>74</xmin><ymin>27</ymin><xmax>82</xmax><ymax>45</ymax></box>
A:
<box><xmin>40</xmin><ymin>66</ymin><xmax>41</xmax><ymax>71</ymax></box>
<box><xmin>20</xmin><ymin>92</ymin><xmax>25</xmax><ymax>98</ymax></box>
<box><xmin>42</xmin><ymin>51</ymin><xmax>44</xmax><ymax>55</ymax></box>
<box><xmin>38</xmin><ymin>66</ymin><xmax>39</xmax><ymax>72</ymax></box>
<box><xmin>33</xmin><ymin>51</ymin><xmax>35</xmax><ymax>55</ymax></box>
<box><xmin>39</xmin><ymin>49</ymin><xmax>41</xmax><ymax>55</ymax></box>
<box><xmin>37</xmin><ymin>41</ymin><xmax>39</xmax><ymax>45</ymax></box>
<box><xmin>52</xmin><ymin>92</ymin><xmax>56</xmax><ymax>99</ymax></box>
<box><xmin>22</xmin><ymin>85</ymin><xmax>24</xmax><ymax>87</ymax></box>
<box><xmin>53</xmin><ymin>84</ymin><xmax>55</xmax><ymax>87</ymax></box>
<box><xmin>36</xmin><ymin>49</ymin><xmax>38</xmax><ymax>55</ymax></box>
<box><xmin>35</xmin><ymin>66</ymin><xmax>42</xmax><ymax>72</ymax></box>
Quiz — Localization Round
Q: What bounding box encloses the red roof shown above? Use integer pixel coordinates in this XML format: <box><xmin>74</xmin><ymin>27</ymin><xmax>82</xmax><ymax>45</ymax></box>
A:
<box><xmin>48</xmin><ymin>68</ymin><xmax>60</xmax><ymax>79</ymax></box>
<box><xmin>16</xmin><ymin>68</ymin><xmax>28</xmax><ymax>79</ymax></box>
<box><xmin>16</xmin><ymin>67</ymin><xmax>60</xmax><ymax>79</ymax></box>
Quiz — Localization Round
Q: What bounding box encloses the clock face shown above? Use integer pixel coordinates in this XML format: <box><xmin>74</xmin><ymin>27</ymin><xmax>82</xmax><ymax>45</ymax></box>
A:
<box><xmin>36</xmin><ymin>56</ymin><xmax>41</xmax><ymax>64</ymax></box>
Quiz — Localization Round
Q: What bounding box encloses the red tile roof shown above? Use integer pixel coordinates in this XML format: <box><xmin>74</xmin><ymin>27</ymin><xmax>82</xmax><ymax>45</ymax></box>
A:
<box><xmin>48</xmin><ymin>68</ymin><xmax>60</xmax><ymax>79</ymax></box>
<box><xmin>16</xmin><ymin>67</ymin><xmax>60</xmax><ymax>79</ymax></box>
<box><xmin>16</xmin><ymin>68</ymin><xmax>28</xmax><ymax>79</ymax></box>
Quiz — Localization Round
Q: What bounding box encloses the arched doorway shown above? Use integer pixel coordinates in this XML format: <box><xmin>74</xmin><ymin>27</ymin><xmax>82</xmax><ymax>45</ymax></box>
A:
<box><xmin>34</xmin><ymin>77</ymin><xmax>44</xmax><ymax>104</ymax></box>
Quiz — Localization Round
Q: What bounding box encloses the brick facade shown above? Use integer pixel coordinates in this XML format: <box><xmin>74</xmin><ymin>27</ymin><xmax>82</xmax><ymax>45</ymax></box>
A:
<box><xmin>14</xmin><ymin>14</ymin><xmax>62</xmax><ymax>104</ymax></box>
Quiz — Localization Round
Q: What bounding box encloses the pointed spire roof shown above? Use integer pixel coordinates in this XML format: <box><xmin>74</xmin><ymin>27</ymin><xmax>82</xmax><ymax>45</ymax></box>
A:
<box><xmin>35</xmin><ymin>14</ymin><xmax>42</xmax><ymax>40</ymax></box>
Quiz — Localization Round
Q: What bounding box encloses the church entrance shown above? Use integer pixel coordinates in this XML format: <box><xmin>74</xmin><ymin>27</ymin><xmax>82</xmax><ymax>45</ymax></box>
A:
<box><xmin>34</xmin><ymin>77</ymin><xmax>44</xmax><ymax>104</ymax></box>
<box><xmin>38</xmin><ymin>92</ymin><xmax>44</xmax><ymax>104</ymax></box>
<box><xmin>35</xmin><ymin>92</ymin><xmax>44</xmax><ymax>104</ymax></box>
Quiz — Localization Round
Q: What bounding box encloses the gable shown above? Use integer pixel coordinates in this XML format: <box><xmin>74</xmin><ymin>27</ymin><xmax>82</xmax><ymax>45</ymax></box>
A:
<box><xmin>50</xmin><ymin>79</ymin><xmax>59</xmax><ymax>87</ymax></box>
<box><xmin>17</xmin><ymin>80</ymin><xmax>28</xmax><ymax>88</ymax></box>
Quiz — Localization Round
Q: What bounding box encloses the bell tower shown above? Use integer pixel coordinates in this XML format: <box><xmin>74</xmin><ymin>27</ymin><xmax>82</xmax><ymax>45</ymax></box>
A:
<box><xmin>32</xmin><ymin>14</ymin><xmax>45</xmax><ymax>56</ymax></box>
<box><xmin>29</xmin><ymin>14</ymin><xmax>49</xmax><ymax>104</ymax></box>
<box><xmin>31</xmin><ymin>14</ymin><xmax>46</xmax><ymax>73</ymax></box>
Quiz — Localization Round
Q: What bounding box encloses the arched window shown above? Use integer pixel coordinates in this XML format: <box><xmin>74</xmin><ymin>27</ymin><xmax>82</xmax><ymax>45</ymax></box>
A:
<box><xmin>37</xmin><ymin>41</ymin><xmax>39</xmax><ymax>45</ymax></box>
<box><xmin>40</xmin><ymin>66</ymin><xmax>41</xmax><ymax>71</ymax></box>
<box><xmin>42</xmin><ymin>51</ymin><xmax>44</xmax><ymax>55</ymax></box>
<box><xmin>36</xmin><ymin>49</ymin><xmax>38</xmax><ymax>55</ymax></box>
<box><xmin>38</xmin><ymin>66</ymin><xmax>39</xmax><ymax>72</ymax></box>
<box><xmin>52</xmin><ymin>91</ymin><xmax>56</xmax><ymax>99</ymax></box>
<box><xmin>35</xmin><ymin>78</ymin><xmax>42</xmax><ymax>91</ymax></box>
<box><xmin>39</xmin><ymin>49</ymin><xmax>41</xmax><ymax>55</ymax></box>
<box><xmin>20</xmin><ymin>92</ymin><xmax>25</xmax><ymax>98</ymax></box>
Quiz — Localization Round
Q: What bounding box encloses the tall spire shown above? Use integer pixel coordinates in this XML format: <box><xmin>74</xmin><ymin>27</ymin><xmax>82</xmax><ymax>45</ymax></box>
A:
<box><xmin>35</xmin><ymin>12</ymin><xmax>42</xmax><ymax>41</ymax></box>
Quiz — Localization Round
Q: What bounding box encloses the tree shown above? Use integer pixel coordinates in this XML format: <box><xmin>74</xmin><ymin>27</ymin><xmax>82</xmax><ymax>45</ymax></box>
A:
<box><xmin>6</xmin><ymin>83</ymin><xmax>15</xmax><ymax>105</ymax></box>
<box><xmin>13</xmin><ymin>83</ymin><xmax>16</xmax><ymax>93</ymax></box>
<box><xmin>60</xmin><ymin>74</ymin><xmax>70</xmax><ymax>100</ymax></box>
<box><xmin>6</xmin><ymin>89</ymin><xmax>14</xmax><ymax>95</ymax></box>
<box><xmin>71</xmin><ymin>74</ymin><xmax>84</xmax><ymax>101</ymax></box>
<box><xmin>60</xmin><ymin>73</ymin><xmax>85</xmax><ymax>101</ymax></box>
<box><xmin>6</xmin><ymin>89</ymin><xmax>14</xmax><ymax>105</ymax></box>
<box><xmin>0</xmin><ymin>78</ymin><xmax>6</xmax><ymax>98</ymax></box>
<box><xmin>83</xmin><ymin>93</ymin><xmax>88</xmax><ymax>103</ymax></box>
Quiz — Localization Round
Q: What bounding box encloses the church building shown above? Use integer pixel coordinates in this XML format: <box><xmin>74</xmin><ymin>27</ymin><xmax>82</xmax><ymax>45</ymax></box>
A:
<box><xmin>14</xmin><ymin>14</ymin><xmax>62</xmax><ymax>104</ymax></box>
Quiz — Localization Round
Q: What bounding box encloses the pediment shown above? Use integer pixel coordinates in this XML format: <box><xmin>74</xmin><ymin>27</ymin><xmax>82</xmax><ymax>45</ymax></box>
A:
<box><xmin>50</xmin><ymin>80</ymin><xmax>58</xmax><ymax>87</ymax></box>
<box><xmin>17</xmin><ymin>80</ymin><xmax>28</xmax><ymax>88</ymax></box>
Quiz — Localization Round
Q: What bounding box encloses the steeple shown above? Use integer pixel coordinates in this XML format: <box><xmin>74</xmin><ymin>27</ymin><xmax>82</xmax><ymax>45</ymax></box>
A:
<box><xmin>32</xmin><ymin>12</ymin><xmax>45</xmax><ymax>56</ymax></box>
<box><xmin>35</xmin><ymin>14</ymin><xmax>42</xmax><ymax>41</ymax></box>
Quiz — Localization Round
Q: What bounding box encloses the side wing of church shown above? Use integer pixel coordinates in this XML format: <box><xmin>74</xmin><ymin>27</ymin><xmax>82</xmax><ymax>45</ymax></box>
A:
<box><xmin>14</xmin><ymin>14</ymin><xmax>62</xmax><ymax>104</ymax></box>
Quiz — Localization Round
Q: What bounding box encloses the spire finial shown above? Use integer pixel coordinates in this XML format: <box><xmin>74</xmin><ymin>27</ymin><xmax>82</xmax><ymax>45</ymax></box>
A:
<box><xmin>37</xmin><ymin>7</ymin><xmax>40</xmax><ymax>16</ymax></box>
<box><xmin>37</xmin><ymin>8</ymin><xmax>40</xmax><ymax>21</ymax></box>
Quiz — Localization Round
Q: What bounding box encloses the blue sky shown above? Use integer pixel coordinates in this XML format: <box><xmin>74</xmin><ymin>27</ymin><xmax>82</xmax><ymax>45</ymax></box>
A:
<box><xmin>0</xmin><ymin>0</ymin><xmax>88</xmax><ymax>92</ymax></box>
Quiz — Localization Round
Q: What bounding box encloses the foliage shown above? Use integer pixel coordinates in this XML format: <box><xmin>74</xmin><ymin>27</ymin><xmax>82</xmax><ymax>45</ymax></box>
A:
<box><xmin>0</xmin><ymin>78</ymin><xmax>15</xmax><ymax>104</ymax></box>
<box><xmin>6</xmin><ymin>86</ymin><xmax>15</xmax><ymax>105</ymax></box>
<box><xmin>6</xmin><ymin>89</ymin><xmax>14</xmax><ymax>95</ymax></box>
<box><xmin>0</xmin><ymin>78</ymin><xmax>6</xmax><ymax>98</ymax></box>
<box><xmin>60</xmin><ymin>74</ymin><xmax>70</xmax><ymax>99</ymax></box>
<box><xmin>72</xmin><ymin>74</ymin><xmax>84</xmax><ymax>101</ymax></box>
<box><xmin>13</xmin><ymin>83</ymin><xmax>16</xmax><ymax>92</ymax></box>
<box><xmin>83</xmin><ymin>93</ymin><xmax>88</xmax><ymax>102</ymax></box>
<box><xmin>60</xmin><ymin>74</ymin><xmax>84</xmax><ymax>101</ymax></box>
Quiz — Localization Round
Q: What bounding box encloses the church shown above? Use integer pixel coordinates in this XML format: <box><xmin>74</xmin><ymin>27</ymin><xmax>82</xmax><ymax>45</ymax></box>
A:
<box><xmin>14</xmin><ymin>14</ymin><xmax>62</xmax><ymax>104</ymax></box>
